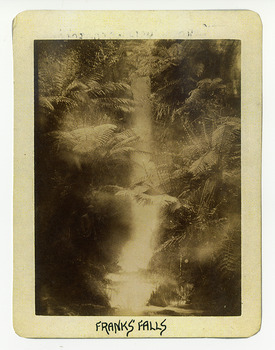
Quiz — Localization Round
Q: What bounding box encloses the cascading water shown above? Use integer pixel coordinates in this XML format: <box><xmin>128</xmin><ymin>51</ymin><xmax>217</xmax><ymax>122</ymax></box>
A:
<box><xmin>107</xmin><ymin>76</ymin><xmax>160</xmax><ymax>314</ymax></box>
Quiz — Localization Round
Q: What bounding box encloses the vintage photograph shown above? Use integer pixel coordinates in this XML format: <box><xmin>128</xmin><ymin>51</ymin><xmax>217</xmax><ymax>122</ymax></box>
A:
<box><xmin>34</xmin><ymin>39</ymin><xmax>241</xmax><ymax>317</ymax></box>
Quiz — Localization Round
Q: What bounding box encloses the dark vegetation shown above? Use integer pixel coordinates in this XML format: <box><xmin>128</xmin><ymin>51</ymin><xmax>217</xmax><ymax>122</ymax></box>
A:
<box><xmin>35</xmin><ymin>39</ymin><xmax>241</xmax><ymax>316</ymax></box>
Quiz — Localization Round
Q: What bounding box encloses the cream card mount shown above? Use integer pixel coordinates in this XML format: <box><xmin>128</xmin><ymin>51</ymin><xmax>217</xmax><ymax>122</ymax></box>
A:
<box><xmin>13</xmin><ymin>10</ymin><xmax>262</xmax><ymax>338</ymax></box>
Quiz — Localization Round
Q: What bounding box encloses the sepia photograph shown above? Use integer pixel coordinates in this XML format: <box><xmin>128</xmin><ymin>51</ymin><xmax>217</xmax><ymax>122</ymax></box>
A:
<box><xmin>34</xmin><ymin>39</ymin><xmax>241</xmax><ymax>317</ymax></box>
<box><xmin>12</xmin><ymin>10</ymin><xmax>261</xmax><ymax>338</ymax></box>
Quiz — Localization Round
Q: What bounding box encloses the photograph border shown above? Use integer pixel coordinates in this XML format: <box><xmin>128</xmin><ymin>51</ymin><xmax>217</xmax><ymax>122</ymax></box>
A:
<box><xmin>13</xmin><ymin>10</ymin><xmax>262</xmax><ymax>338</ymax></box>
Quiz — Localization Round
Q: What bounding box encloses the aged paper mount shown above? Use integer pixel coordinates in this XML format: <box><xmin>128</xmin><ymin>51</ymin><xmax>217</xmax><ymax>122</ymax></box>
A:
<box><xmin>13</xmin><ymin>10</ymin><xmax>261</xmax><ymax>338</ymax></box>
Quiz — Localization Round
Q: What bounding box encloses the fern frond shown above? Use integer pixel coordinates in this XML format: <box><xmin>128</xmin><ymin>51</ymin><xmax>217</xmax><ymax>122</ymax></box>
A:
<box><xmin>158</xmin><ymin>194</ymin><xmax>181</xmax><ymax>212</ymax></box>
<box><xmin>189</xmin><ymin>150</ymin><xmax>219</xmax><ymax>177</ymax></box>
<box><xmin>216</xmin><ymin>234</ymin><xmax>241</xmax><ymax>279</ymax></box>
<box><xmin>65</xmin><ymin>90</ymin><xmax>88</xmax><ymax>105</ymax></box>
<box><xmin>181</xmin><ymin>144</ymin><xmax>203</xmax><ymax>162</ymax></box>
<box><xmin>50</xmin><ymin>130</ymin><xmax>78</xmax><ymax>150</ymax></box>
<box><xmin>112</xmin><ymin>135</ymin><xmax>139</xmax><ymax>150</ymax></box>
<box><xmin>115</xmin><ymin>187</ymin><xmax>180</xmax><ymax>210</ymax></box>
<box><xmin>66</xmin><ymin>80</ymin><xmax>88</xmax><ymax>93</ymax></box>
<box><xmin>197</xmin><ymin>178</ymin><xmax>216</xmax><ymax>217</ymax></box>
<box><xmin>102</xmin><ymin>82</ymin><xmax>132</xmax><ymax>96</ymax></box>
<box><xmin>87</xmin><ymin>83</ymin><xmax>107</xmax><ymax>98</ymax></box>
<box><xmin>47</xmin><ymin>96</ymin><xmax>78</xmax><ymax>109</ymax></box>
<box><xmin>72</xmin><ymin>124</ymin><xmax>117</xmax><ymax>154</ymax></box>
<box><xmin>51</xmin><ymin>124</ymin><xmax>118</xmax><ymax>156</ymax></box>
<box><xmin>211</xmin><ymin>125</ymin><xmax>226</xmax><ymax>149</ymax></box>
<box><xmin>154</xmin><ymin>235</ymin><xmax>184</xmax><ymax>254</ymax></box>
<box><xmin>39</xmin><ymin>96</ymin><xmax>55</xmax><ymax>112</ymax></box>
<box><xmin>109</xmin><ymin>146</ymin><xmax>136</xmax><ymax>157</ymax></box>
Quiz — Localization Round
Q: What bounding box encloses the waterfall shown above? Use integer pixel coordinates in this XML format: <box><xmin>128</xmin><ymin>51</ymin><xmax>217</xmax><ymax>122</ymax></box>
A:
<box><xmin>107</xmin><ymin>76</ymin><xmax>160</xmax><ymax>313</ymax></box>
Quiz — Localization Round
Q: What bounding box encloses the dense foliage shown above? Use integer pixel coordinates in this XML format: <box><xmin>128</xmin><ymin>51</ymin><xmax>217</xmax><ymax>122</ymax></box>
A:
<box><xmin>35</xmin><ymin>39</ymin><xmax>241</xmax><ymax>316</ymax></box>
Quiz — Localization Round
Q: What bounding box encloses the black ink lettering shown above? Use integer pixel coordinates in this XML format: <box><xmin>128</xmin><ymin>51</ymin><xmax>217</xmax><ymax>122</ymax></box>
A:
<box><xmin>160</xmin><ymin>319</ymin><xmax>167</xmax><ymax>336</ymax></box>
<box><xmin>102</xmin><ymin>322</ymin><xmax>109</xmax><ymax>335</ymax></box>
<box><xmin>108</xmin><ymin>323</ymin><xmax>114</xmax><ymax>333</ymax></box>
<box><xmin>143</xmin><ymin>321</ymin><xmax>149</xmax><ymax>331</ymax></box>
<box><xmin>155</xmin><ymin>321</ymin><xmax>162</xmax><ymax>331</ymax></box>
<box><xmin>114</xmin><ymin>320</ymin><xmax>121</xmax><ymax>333</ymax></box>
<box><xmin>120</xmin><ymin>321</ymin><xmax>128</xmax><ymax>332</ymax></box>
<box><xmin>96</xmin><ymin>321</ymin><xmax>101</xmax><ymax>331</ymax></box>
<box><xmin>126</xmin><ymin>319</ymin><xmax>135</xmax><ymax>337</ymax></box>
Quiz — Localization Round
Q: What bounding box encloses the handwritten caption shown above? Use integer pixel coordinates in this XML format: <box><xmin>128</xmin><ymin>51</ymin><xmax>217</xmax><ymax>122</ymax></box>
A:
<box><xmin>95</xmin><ymin>319</ymin><xmax>167</xmax><ymax>337</ymax></box>
<box><xmin>66</xmin><ymin>30</ymin><xmax>197</xmax><ymax>40</ymax></box>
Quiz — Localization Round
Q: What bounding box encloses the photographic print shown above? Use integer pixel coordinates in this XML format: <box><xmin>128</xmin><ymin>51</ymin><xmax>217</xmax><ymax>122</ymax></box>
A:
<box><xmin>13</xmin><ymin>10</ymin><xmax>261</xmax><ymax>338</ymax></box>
<box><xmin>34</xmin><ymin>39</ymin><xmax>241</xmax><ymax>317</ymax></box>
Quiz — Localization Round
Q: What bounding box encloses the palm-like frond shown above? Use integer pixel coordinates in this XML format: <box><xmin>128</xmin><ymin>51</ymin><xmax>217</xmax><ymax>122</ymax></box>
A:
<box><xmin>216</xmin><ymin>233</ymin><xmax>241</xmax><ymax>279</ymax></box>
<box><xmin>50</xmin><ymin>124</ymin><xmax>145</xmax><ymax>167</ymax></box>
<box><xmin>109</xmin><ymin>146</ymin><xmax>136</xmax><ymax>158</ymax></box>
<box><xmin>189</xmin><ymin>150</ymin><xmax>219</xmax><ymax>177</ymax></box>
<box><xmin>90</xmin><ymin>97</ymin><xmax>135</xmax><ymax>113</ymax></box>
<box><xmin>50</xmin><ymin>124</ymin><xmax>117</xmax><ymax>154</ymax></box>
<box><xmin>39</xmin><ymin>96</ymin><xmax>55</xmax><ymax>112</ymax></box>
<box><xmin>186</xmin><ymin>78</ymin><xmax>226</xmax><ymax>106</ymax></box>
<box><xmin>38</xmin><ymin>49</ymin><xmax>135</xmax><ymax>128</ymax></box>
<box><xmin>102</xmin><ymin>82</ymin><xmax>132</xmax><ymax>97</ymax></box>
<box><xmin>154</xmin><ymin>235</ymin><xmax>185</xmax><ymax>254</ymax></box>
<box><xmin>71</xmin><ymin>124</ymin><xmax>118</xmax><ymax>154</ymax></box>
<box><xmin>49</xmin><ymin>96</ymin><xmax>78</xmax><ymax>109</ymax></box>
<box><xmin>65</xmin><ymin>80</ymin><xmax>88</xmax><ymax>93</ymax></box>
<box><xmin>115</xmin><ymin>186</ymin><xmax>181</xmax><ymax>211</ymax></box>
<box><xmin>111</xmin><ymin>135</ymin><xmax>139</xmax><ymax>151</ymax></box>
